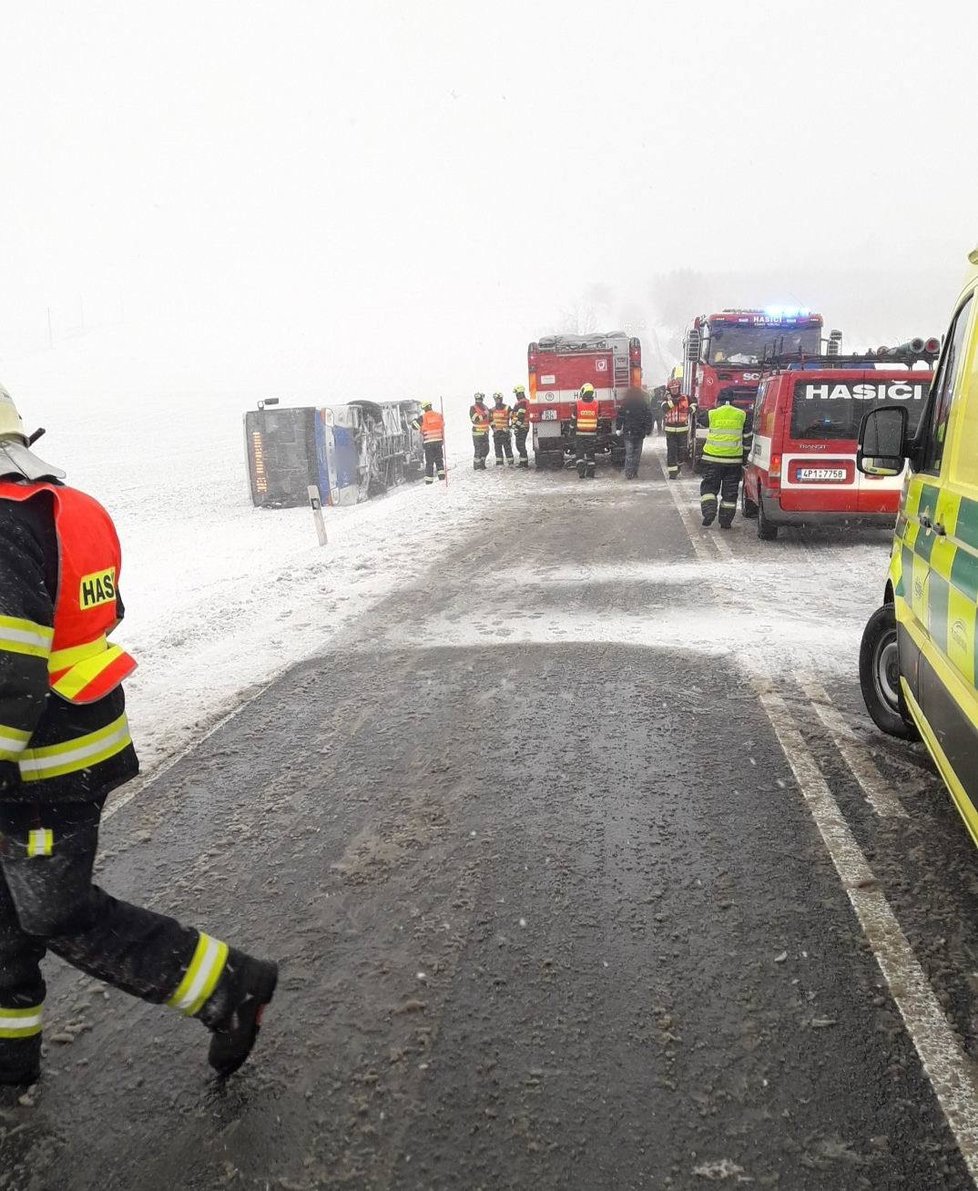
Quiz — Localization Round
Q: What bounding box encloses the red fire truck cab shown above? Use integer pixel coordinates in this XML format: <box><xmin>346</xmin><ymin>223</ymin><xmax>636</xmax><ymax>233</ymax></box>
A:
<box><xmin>742</xmin><ymin>346</ymin><xmax>937</xmax><ymax>540</ymax></box>
<box><xmin>683</xmin><ymin>309</ymin><xmax>824</xmax><ymax>463</ymax></box>
<box><xmin>527</xmin><ymin>333</ymin><xmax>642</xmax><ymax>469</ymax></box>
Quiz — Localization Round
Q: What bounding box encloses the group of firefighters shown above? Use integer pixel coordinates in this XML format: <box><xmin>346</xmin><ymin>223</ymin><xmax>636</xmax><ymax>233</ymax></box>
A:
<box><xmin>413</xmin><ymin>381</ymin><xmax>753</xmax><ymax>531</ymax></box>
<box><xmin>468</xmin><ymin>389</ymin><xmax>531</xmax><ymax>470</ymax></box>
<box><xmin>410</xmin><ymin>389</ymin><xmax>531</xmax><ymax>485</ymax></box>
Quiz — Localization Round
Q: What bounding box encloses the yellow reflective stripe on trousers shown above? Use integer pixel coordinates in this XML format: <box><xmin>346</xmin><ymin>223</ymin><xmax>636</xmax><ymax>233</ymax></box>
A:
<box><xmin>0</xmin><ymin>1005</ymin><xmax>43</xmax><ymax>1038</ymax></box>
<box><xmin>48</xmin><ymin>635</ymin><xmax>107</xmax><ymax>674</ymax></box>
<box><xmin>50</xmin><ymin>644</ymin><xmax>126</xmax><ymax>702</ymax></box>
<box><xmin>0</xmin><ymin>614</ymin><xmax>53</xmax><ymax>660</ymax></box>
<box><xmin>167</xmin><ymin>933</ymin><xmax>229</xmax><ymax>1016</ymax></box>
<box><xmin>0</xmin><ymin>723</ymin><xmax>31</xmax><ymax>762</ymax></box>
<box><xmin>26</xmin><ymin>829</ymin><xmax>53</xmax><ymax>858</ymax></box>
<box><xmin>18</xmin><ymin>713</ymin><xmax>131</xmax><ymax>782</ymax></box>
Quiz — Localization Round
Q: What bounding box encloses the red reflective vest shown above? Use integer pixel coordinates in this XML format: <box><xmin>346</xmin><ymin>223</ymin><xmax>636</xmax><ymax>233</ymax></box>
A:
<box><xmin>420</xmin><ymin>410</ymin><xmax>444</xmax><ymax>443</ymax></box>
<box><xmin>575</xmin><ymin>400</ymin><xmax>599</xmax><ymax>433</ymax></box>
<box><xmin>470</xmin><ymin>405</ymin><xmax>491</xmax><ymax>434</ymax></box>
<box><xmin>511</xmin><ymin>399</ymin><xmax>529</xmax><ymax>427</ymax></box>
<box><xmin>490</xmin><ymin>406</ymin><xmax>511</xmax><ymax>431</ymax></box>
<box><xmin>664</xmin><ymin>396</ymin><xmax>690</xmax><ymax>428</ymax></box>
<box><xmin>0</xmin><ymin>482</ymin><xmax>137</xmax><ymax>704</ymax></box>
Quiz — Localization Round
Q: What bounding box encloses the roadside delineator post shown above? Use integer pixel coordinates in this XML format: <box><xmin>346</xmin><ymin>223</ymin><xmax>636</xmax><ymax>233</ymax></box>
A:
<box><xmin>440</xmin><ymin>396</ymin><xmax>449</xmax><ymax>488</ymax></box>
<box><xmin>307</xmin><ymin>484</ymin><xmax>327</xmax><ymax>546</ymax></box>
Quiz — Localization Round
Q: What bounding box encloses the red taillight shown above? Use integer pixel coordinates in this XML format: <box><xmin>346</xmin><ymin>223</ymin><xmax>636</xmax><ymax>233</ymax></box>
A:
<box><xmin>770</xmin><ymin>453</ymin><xmax>782</xmax><ymax>480</ymax></box>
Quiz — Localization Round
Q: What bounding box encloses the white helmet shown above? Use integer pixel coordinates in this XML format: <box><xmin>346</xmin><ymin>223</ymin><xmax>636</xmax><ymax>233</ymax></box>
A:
<box><xmin>0</xmin><ymin>386</ymin><xmax>27</xmax><ymax>444</ymax></box>
<box><xmin>0</xmin><ymin>384</ymin><xmax>64</xmax><ymax>481</ymax></box>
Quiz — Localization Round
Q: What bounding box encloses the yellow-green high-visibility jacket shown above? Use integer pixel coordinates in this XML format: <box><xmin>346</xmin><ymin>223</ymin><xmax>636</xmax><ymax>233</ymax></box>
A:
<box><xmin>702</xmin><ymin>403</ymin><xmax>747</xmax><ymax>464</ymax></box>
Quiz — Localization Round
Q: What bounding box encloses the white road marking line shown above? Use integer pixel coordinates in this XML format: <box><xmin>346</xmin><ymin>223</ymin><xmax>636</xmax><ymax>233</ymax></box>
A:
<box><xmin>658</xmin><ymin>455</ymin><xmax>737</xmax><ymax>559</ymax></box>
<box><xmin>665</xmin><ymin>484</ymin><xmax>978</xmax><ymax>1178</ymax></box>
<box><xmin>657</xmin><ymin>456</ymin><xmax>717</xmax><ymax>563</ymax></box>
<box><xmin>799</xmin><ymin>674</ymin><xmax>908</xmax><ymax>819</ymax></box>
<box><xmin>754</xmin><ymin>679</ymin><xmax>978</xmax><ymax>1179</ymax></box>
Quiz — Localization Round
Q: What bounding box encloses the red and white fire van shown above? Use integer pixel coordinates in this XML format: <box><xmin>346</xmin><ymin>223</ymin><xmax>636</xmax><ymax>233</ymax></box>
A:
<box><xmin>743</xmin><ymin>355</ymin><xmax>934</xmax><ymax>540</ymax></box>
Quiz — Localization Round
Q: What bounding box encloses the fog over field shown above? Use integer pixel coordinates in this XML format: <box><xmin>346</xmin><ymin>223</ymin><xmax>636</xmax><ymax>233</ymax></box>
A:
<box><xmin>0</xmin><ymin>1</ymin><xmax>973</xmax><ymax>401</ymax></box>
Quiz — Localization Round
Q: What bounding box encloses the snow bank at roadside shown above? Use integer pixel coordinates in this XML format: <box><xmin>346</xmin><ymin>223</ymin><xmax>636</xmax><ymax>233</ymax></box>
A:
<box><xmin>0</xmin><ymin>325</ymin><xmax>491</xmax><ymax>774</ymax></box>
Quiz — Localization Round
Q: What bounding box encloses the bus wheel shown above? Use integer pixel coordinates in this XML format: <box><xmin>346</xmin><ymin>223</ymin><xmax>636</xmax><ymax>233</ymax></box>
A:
<box><xmin>757</xmin><ymin>496</ymin><xmax>778</xmax><ymax>540</ymax></box>
<box><xmin>858</xmin><ymin>604</ymin><xmax>919</xmax><ymax>739</ymax></box>
<box><xmin>742</xmin><ymin>486</ymin><xmax>759</xmax><ymax>519</ymax></box>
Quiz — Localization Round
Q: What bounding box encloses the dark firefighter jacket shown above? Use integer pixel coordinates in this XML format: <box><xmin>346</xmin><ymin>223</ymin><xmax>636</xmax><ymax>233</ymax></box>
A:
<box><xmin>0</xmin><ymin>486</ymin><xmax>138</xmax><ymax>803</ymax></box>
<box><xmin>616</xmin><ymin>392</ymin><xmax>653</xmax><ymax>438</ymax></box>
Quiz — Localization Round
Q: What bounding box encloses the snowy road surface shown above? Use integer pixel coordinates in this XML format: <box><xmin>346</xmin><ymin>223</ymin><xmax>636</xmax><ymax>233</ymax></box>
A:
<box><xmin>3</xmin><ymin>441</ymin><xmax>978</xmax><ymax>1190</ymax></box>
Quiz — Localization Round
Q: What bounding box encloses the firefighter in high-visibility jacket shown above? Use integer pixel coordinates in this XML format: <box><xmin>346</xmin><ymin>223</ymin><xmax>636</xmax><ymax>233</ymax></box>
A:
<box><xmin>511</xmin><ymin>385</ymin><xmax>530</xmax><ymax>469</ymax></box>
<box><xmin>469</xmin><ymin>393</ymin><xmax>491</xmax><ymax>470</ymax></box>
<box><xmin>573</xmin><ymin>383</ymin><xmax>600</xmax><ymax>479</ymax></box>
<box><xmin>490</xmin><ymin>393</ymin><xmax>514</xmax><ymax>467</ymax></box>
<box><xmin>662</xmin><ymin>391</ymin><xmax>693</xmax><ymax>479</ymax></box>
<box><xmin>0</xmin><ymin>386</ymin><xmax>277</xmax><ymax>1088</ymax></box>
<box><xmin>412</xmin><ymin>400</ymin><xmax>446</xmax><ymax>484</ymax></box>
<box><xmin>699</xmin><ymin>394</ymin><xmax>751</xmax><ymax>529</ymax></box>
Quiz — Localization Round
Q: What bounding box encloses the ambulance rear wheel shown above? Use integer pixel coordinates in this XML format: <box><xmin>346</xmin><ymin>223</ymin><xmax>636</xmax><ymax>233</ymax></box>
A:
<box><xmin>742</xmin><ymin>486</ymin><xmax>759</xmax><ymax>519</ymax></box>
<box><xmin>859</xmin><ymin>603</ymin><xmax>919</xmax><ymax>740</ymax></box>
<box><xmin>757</xmin><ymin>496</ymin><xmax>778</xmax><ymax>540</ymax></box>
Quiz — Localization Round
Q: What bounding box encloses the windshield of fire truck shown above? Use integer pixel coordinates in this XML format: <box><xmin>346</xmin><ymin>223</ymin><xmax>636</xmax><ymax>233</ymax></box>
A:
<box><xmin>707</xmin><ymin>324</ymin><xmax>821</xmax><ymax>365</ymax></box>
<box><xmin>789</xmin><ymin>376</ymin><xmax>929</xmax><ymax>441</ymax></box>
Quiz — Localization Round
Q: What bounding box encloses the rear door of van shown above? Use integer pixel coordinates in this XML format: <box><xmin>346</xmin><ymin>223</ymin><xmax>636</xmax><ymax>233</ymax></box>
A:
<box><xmin>778</xmin><ymin>371</ymin><xmax>865</xmax><ymax>516</ymax></box>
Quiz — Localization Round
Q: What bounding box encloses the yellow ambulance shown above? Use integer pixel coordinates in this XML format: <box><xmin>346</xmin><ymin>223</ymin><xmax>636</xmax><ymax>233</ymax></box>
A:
<box><xmin>857</xmin><ymin>246</ymin><xmax>978</xmax><ymax>844</ymax></box>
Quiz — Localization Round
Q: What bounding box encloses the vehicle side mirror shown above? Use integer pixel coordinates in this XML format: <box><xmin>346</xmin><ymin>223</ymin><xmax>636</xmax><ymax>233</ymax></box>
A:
<box><xmin>857</xmin><ymin>406</ymin><xmax>908</xmax><ymax>476</ymax></box>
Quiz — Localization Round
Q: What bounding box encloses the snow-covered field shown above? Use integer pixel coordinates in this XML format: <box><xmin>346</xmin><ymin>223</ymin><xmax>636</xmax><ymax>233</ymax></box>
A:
<box><xmin>0</xmin><ymin>327</ymin><xmax>492</xmax><ymax>776</ymax></box>
<box><xmin>0</xmin><ymin>325</ymin><xmax>893</xmax><ymax>783</ymax></box>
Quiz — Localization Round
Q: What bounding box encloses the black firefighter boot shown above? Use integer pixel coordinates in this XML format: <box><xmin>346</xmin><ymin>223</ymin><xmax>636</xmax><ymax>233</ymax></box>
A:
<box><xmin>0</xmin><ymin>1032</ymin><xmax>41</xmax><ymax>1088</ymax></box>
<box><xmin>196</xmin><ymin>949</ymin><xmax>278</xmax><ymax>1077</ymax></box>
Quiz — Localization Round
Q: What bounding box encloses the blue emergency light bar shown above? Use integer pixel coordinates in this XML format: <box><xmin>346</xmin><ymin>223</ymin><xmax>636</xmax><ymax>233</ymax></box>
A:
<box><xmin>764</xmin><ymin>305</ymin><xmax>812</xmax><ymax>319</ymax></box>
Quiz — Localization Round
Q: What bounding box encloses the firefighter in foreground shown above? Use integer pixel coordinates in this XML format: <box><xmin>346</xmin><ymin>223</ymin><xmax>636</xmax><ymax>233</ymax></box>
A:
<box><xmin>662</xmin><ymin>379</ymin><xmax>693</xmax><ymax>480</ymax></box>
<box><xmin>0</xmin><ymin>387</ymin><xmax>277</xmax><ymax>1088</ymax></box>
<box><xmin>700</xmin><ymin>392</ymin><xmax>750</xmax><ymax>529</ymax></box>
<box><xmin>469</xmin><ymin>392</ymin><xmax>491</xmax><ymax>470</ymax></box>
<box><xmin>413</xmin><ymin>400</ymin><xmax>446</xmax><ymax>484</ymax></box>
<box><xmin>490</xmin><ymin>392</ymin><xmax>514</xmax><ymax>467</ymax></box>
<box><xmin>573</xmin><ymin>383</ymin><xmax>600</xmax><ymax>479</ymax></box>
<box><xmin>511</xmin><ymin>385</ymin><xmax>530</xmax><ymax>468</ymax></box>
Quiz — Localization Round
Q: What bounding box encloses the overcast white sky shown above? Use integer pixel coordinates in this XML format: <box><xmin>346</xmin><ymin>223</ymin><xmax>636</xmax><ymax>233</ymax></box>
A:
<box><xmin>1</xmin><ymin>0</ymin><xmax>975</xmax><ymax>398</ymax></box>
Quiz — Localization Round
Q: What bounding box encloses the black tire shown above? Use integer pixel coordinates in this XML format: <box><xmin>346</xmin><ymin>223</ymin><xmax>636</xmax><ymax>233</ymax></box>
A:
<box><xmin>859</xmin><ymin>604</ymin><xmax>919</xmax><ymax>739</ymax></box>
<box><xmin>757</xmin><ymin>495</ymin><xmax>778</xmax><ymax>540</ymax></box>
<box><xmin>742</xmin><ymin>485</ymin><xmax>759</xmax><ymax>519</ymax></box>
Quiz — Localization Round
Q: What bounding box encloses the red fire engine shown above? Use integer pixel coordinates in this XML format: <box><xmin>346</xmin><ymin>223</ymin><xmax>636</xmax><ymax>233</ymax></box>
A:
<box><xmin>527</xmin><ymin>333</ymin><xmax>642</xmax><ymax>469</ymax></box>
<box><xmin>682</xmin><ymin>308</ymin><xmax>825</xmax><ymax>463</ymax></box>
<box><xmin>742</xmin><ymin>339</ymin><xmax>939</xmax><ymax>540</ymax></box>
